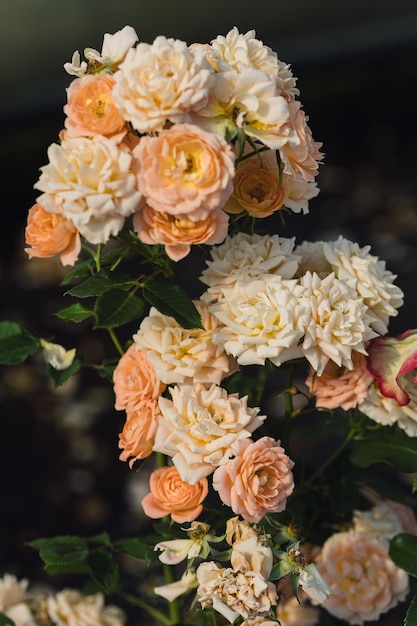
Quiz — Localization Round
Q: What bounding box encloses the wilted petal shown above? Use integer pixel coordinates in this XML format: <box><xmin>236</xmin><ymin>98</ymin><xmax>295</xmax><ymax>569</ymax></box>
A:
<box><xmin>40</xmin><ymin>340</ymin><xmax>76</xmax><ymax>370</ymax></box>
<box><xmin>299</xmin><ymin>563</ymin><xmax>331</xmax><ymax>604</ymax></box>
<box><xmin>367</xmin><ymin>329</ymin><xmax>417</xmax><ymax>406</ymax></box>
<box><xmin>154</xmin><ymin>569</ymin><xmax>197</xmax><ymax>602</ymax></box>
<box><xmin>154</xmin><ymin>539</ymin><xmax>194</xmax><ymax>564</ymax></box>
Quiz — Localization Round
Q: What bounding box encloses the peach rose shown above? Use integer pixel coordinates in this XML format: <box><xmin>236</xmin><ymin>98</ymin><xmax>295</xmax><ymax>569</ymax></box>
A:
<box><xmin>224</xmin><ymin>148</ymin><xmax>289</xmax><ymax>218</ymax></box>
<box><xmin>133</xmin><ymin>203</ymin><xmax>229</xmax><ymax>261</ymax></box>
<box><xmin>141</xmin><ymin>465</ymin><xmax>208</xmax><ymax>523</ymax></box>
<box><xmin>64</xmin><ymin>74</ymin><xmax>127</xmax><ymax>141</ymax></box>
<box><xmin>280</xmin><ymin>100</ymin><xmax>323</xmax><ymax>182</ymax></box>
<box><xmin>118</xmin><ymin>398</ymin><xmax>162</xmax><ymax>466</ymax></box>
<box><xmin>305</xmin><ymin>351</ymin><xmax>373</xmax><ymax>410</ymax></box>
<box><xmin>212</xmin><ymin>436</ymin><xmax>295</xmax><ymax>523</ymax></box>
<box><xmin>113</xmin><ymin>344</ymin><xmax>166</xmax><ymax>412</ymax></box>
<box><xmin>133</xmin><ymin>123</ymin><xmax>235</xmax><ymax>220</ymax></box>
<box><xmin>316</xmin><ymin>530</ymin><xmax>409</xmax><ymax>624</ymax></box>
<box><xmin>24</xmin><ymin>202</ymin><xmax>81</xmax><ymax>266</ymax></box>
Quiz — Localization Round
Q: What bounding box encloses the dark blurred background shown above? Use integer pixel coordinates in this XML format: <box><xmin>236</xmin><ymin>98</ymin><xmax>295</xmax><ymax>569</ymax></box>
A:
<box><xmin>1</xmin><ymin>1</ymin><xmax>417</xmax><ymax>622</ymax></box>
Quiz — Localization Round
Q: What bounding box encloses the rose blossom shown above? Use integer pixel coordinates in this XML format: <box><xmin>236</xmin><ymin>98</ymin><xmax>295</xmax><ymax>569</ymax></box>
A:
<box><xmin>154</xmin><ymin>383</ymin><xmax>266</xmax><ymax>483</ymax></box>
<box><xmin>200</xmin><ymin>232</ymin><xmax>300</xmax><ymax>303</ymax></box>
<box><xmin>316</xmin><ymin>530</ymin><xmax>408</xmax><ymax>624</ymax></box>
<box><xmin>118</xmin><ymin>398</ymin><xmax>162</xmax><ymax>466</ymax></box>
<box><xmin>285</xmin><ymin>175</ymin><xmax>320</xmax><ymax>215</ymax></box>
<box><xmin>113</xmin><ymin>344</ymin><xmax>166</xmax><ymax>412</ymax></box>
<box><xmin>212</xmin><ymin>436</ymin><xmax>295</xmax><ymax>523</ymax></box>
<box><xmin>25</xmin><ymin>202</ymin><xmax>81</xmax><ymax>266</ymax></box>
<box><xmin>141</xmin><ymin>465</ymin><xmax>208</xmax><ymax>523</ymax></box>
<box><xmin>133</xmin><ymin>123</ymin><xmax>235</xmax><ymax>220</ymax></box>
<box><xmin>196</xmin><ymin>561</ymin><xmax>277</xmax><ymax>623</ymax></box>
<box><xmin>112</xmin><ymin>36</ymin><xmax>214</xmax><ymax>133</ymax></box>
<box><xmin>34</xmin><ymin>136</ymin><xmax>142</xmax><ymax>244</ymax></box>
<box><xmin>133</xmin><ymin>203</ymin><xmax>229</xmax><ymax>261</ymax></box>
<box><xmin>353</xmin><ymin>503</ymin><xmax>404</xmax><ymax>544</ymax></box>
<box><xmin>280</xmin><ymin>100</ymin><xmax>323</xmax><ymax>182</ymax></box>
<box><xmin>133</xmin><ymin>301</ymin><xmax>232</xmax><ymax>386</ymax></box>
<box><xmin>359</xmin><ymin>374</ymin><xmax>417</xmax><ymax>437</ymax></box>
<box><xmin>275</xmin><ymin>596</ymin><xmax>319</xmax><ymax>626</ymax></box>
<box><xmin>224</xmin><ymin>148</ymin><xmax>290</xmax><ymax>218</ymax></box>
<box><xmin>323</xmin><ymin>236</ymin><xmax>404</xmax><ymax>335</ymax></box>
<box><xmin>46</xmin><ymin>589</ymin><xmax>125</xmax><ymax>626</ymax></box>
<box><xmin>0</xmin><ymin>574</ymin><xmax>29</xmax><ymax>612</ymax></box>
<box><xmin>305</xmin><ymin>350</ymin><xmax>373</xmax><ymax>410</ymax></box>
<box><xmin>63</xmin><ymin>74</ymin><xmax>127</xmax><ymax>141</ymax></box>
<box><xmin>298</xmin><ymin>271</ymin><xmax>377</xmax><ymax>375</ymax></box>
<box><xmin>208</xmin><ymin>277</ymin><xmax>307</xmax><ymax>367</ymax></box>
<box><xmin>230</xmin><ymin>536</ymin><xmax>274</xmax><ymax>580</ymax></box>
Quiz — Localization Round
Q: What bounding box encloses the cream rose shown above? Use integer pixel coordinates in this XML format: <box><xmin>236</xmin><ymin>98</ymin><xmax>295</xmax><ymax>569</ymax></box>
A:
<box><xmin>133</xmin><ymin>301</ymin><xmax>232</xmax><ymax>386</ymax></box>
<box><xmin>213</xmin><ymin>436</ymin><xmax>295</xmax><ymax>522</ymax></box>
<box><xmin>280</xmin><ymin>100</ymin><xmax>323</xmax><ymax>182</ymax></box>
<box><xmin>46</xmin><ymin>589</ymin><xmax>125</xmax><ymax>626</ymax></box>
<box><xmin>154</xmin><ymin>383</ymin><xmax>266</xmax><ymax>483</ymax></box>
<box><xmin>34</xmin><ymin>136</ymin><xmax>142</xmax><ymax>244</ymax></box>
<box><xmin>112</xmin><ymin>36</ymin><xmax>214</xmax><ymax>132</ymax></box>
<box><xmin>316</xmin><ymin>531</ymin><xmax>409</xmax><ymax>624</ymax></box>
<box><xmin>133</xmin><ymin>123</ymin><xmax>235</xmax><ymax>220</ymax></box>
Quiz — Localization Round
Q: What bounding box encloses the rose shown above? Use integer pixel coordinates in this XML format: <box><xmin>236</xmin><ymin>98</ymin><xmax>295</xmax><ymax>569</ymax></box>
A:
<box><xmin>118</xmin><ymin>399</ymin><xmax>162</xmax><ymax>466</ymax></box>
<box><xmin>63</xmin><ymin>74</ymin><xmax>127</xmax><ymax>141</ymax></box>
<box><xmin>212</xmin><ymin>436</ymin><xmax>295</xmax><ymax>523</ymax></box>
<box><xmin>133</xmin><ymin>123</ymin><xmax>235</xmax><ymax>220</ymax></box>
<box><xmin>141</xmin><ymin>466</ymin><xmax>208</xmax><ymax>523</ymax></box>
<box><xmin>133</xmin><ymin>203</ymin><xmax>229</xmax><ymax>261</ymax></box>
<box><xmin>113</xmin><ymin>345</ymin><xmax>165</xmax><ymax>412</ymax></box>
<box><xmin>46</xmin><ymin>589</ymin><xmax>125</xmax><ymax>626</ymax></box>
<box><xmin>25</xmin><ymin>202</ymin><xmax>81</xmax><ymax>266</ymax></box>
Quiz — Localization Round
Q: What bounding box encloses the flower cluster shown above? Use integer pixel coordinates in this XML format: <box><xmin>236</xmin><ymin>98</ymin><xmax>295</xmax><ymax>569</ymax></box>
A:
<box><xmin>0</xmin><ymin>574</ymin><xmax>125</xmax><ymax>626</ymax></box>
<box><xmin>10</xmin><ymin>22</ymin><xmax>417</xmax><ymax>626</ymax></box>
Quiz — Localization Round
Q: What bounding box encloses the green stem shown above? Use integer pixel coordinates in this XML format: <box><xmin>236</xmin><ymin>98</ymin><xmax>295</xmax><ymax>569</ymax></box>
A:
<box><xmin>107</xmin><ymin>328</ymin><xmax>124</xmax><ymax>357</ymax></box>
<box><xmin>282</xmin><ymin>363</ymin><xmax>296</xmax><ymax>453</ymax></box>
<box><xmin>163</xmin><ymin>564</ymin><xmax>181</xmax><ymax>625</ymax></box>
<box><xmin>117</xmin><ymin>590</ymin><xmax>173</xmax><ymax>625</ymax></box>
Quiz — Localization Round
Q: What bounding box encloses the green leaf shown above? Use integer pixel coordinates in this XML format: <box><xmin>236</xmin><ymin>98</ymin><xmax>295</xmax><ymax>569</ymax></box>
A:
<box><xmin>65</xmin><ymin>270</ymin><xmax>134</xmax><ymax>298</ymax></box>
<box><xmin>55</xmin><ymin>303</ymin><xmax>94</xmax><ymax>323</ymax></box>
<box><xmin>405</xmin><ymin>591</ymin><xmax>417</xmax><ymax>626</ymax></box>
<box><xmin>0</xmin><ymin>613</ymin><xmax>16</xmax><ymax>626</ymax></box>
<box><xmin>94</xmin><ymin>289</ymin><xmax>144</xmax><ymax>329</ymax></box>
<box><xmin>96</xmin><ymin>359</ymin><xmax>118</xmax><ymax>381</ymax></box>
<box><xmin>60</xmin><ymin>259</ymin><xmax>96</xmax><ymax>285</ymax></box>
<box><xmin>88</xmin><ymin>531</ymin><xmax>111</xmax><ymax>544</ymax></box>
<box><xmin>0</xmin><ymin>321</ymin><xmax>39</xmax><ymax>364</ymax></box>
<box><xmin>350</xmin><ymin>428</ymin><xmax>417</xmax><ymax>474</ymax></box>
<box><xmin>88</xmin><ymin>548</ymin><xmax>119</xmax><ymax>593</ymax></box>
<box><xmin>28</xmin><ymin>535</ymin><xmax>89</xmax><ymax>569</ymax></box>
<box><xmin>143</xmin><ymin>278</ymin><xmax>203</xmax><ymax>330</ymax></box>
<box><xmin>269</xmin><ymin>559</ymin><xmax>292</xmax><ymax>581</ymax></box>
<box><xmin>113</xmin><ymin>537</ymin><xmax>149</xmax><ymax>560</ymax></box>
<box><xmin>47</xmin><ymin>356</ymin><xmax>82</xmax><ymax>388</ymax></box>
<box><xmin>389</xmin><ymin>533</ymin><xmax>417</xmax><ymax>577</ymax></box>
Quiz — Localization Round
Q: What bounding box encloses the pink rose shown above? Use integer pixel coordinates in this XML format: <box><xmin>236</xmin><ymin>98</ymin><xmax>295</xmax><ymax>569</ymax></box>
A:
<box><xmin>316</xmin><ymin>530</ymin><xmax>409</xmax><ymax>624</ymax></box>
<box><xmin>133</xmin><ymin>123</ymin><xmax>235</xmax><ymax>220</ymax></box>
<box><xmin>142</xmin><ymin>466</ymin><xmax>208</xmax><ymax>523</ymax></box>
<box><xmin>212</xmin><ymin>436</ymin><xmax>295</xmax><ymax>523</ymax></box>
<box><xmin>64</xmin><ymin>74</ymin><xmax>127</xmax><ymax>141</ymax></box>
<box><xmin>367</xmin><ymin>329</ymin><xmax>417</xmax><ymax>406</ymax></box>
<box><xmin>24</xmin><ymin>202</ymin><xmax>81</xmax><ymax>266</ymax></box>
<box><xmin>133</xmin><ymin>203</ymin><xmax>229</xmax><ymax>261</ymax></box>
<box><xmin>305</xmin><ymin>351</ymin><xmax>373</xmax><ymax>410</ymax></box>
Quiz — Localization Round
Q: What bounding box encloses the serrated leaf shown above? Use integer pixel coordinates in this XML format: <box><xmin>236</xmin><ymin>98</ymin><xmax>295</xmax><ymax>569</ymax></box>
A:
<box><xmin>143</xmin><ymin>278</ymin><xmax>203</xmax><ymax>330</ymax></box>
<box><xmin>60</xmin><ymin>259</ymin><xmax>96</xmax><ymax>285</ymax></box>
<box><xmin>55</xmin><ymin>303</ymin><xmax>94</xmax><ymax>323</ymax></box>
<box><xmin>114</xmin><ymin>537</ymin><xmax>150</xmax><ymax>560</ymax></box>
<box><xmin>0</xmin><ymin>321</ymin><xmax>39</xmax><ymax>364</ymax></box>
<box><xmin>350</xmin><ymin>428</ymin><xmax>417</xmax><ymax>473</ymax></box>
<box><xmin>0</xmin><ymin>614</ymin><xmax>15</xmax><ymax>626</ymax></box>
<box><xmin>88</xmin><ymin>531</ymin><xmax>111</xmax><ymax>544</ymax></box>
<box><xmin>28</xmin><ymin>535</ymin><xmax>89</xmax><ymax>569</ymax></box>
<box><xmin>47</xmin><ymin>356</ymin><xmax>82</xmax><ymax>388</ymax></box>
<box><xmin>94</xmin><ymin>289</ymin><xmax>144</xmax><ymax>329</ymax></box>
<box><xmin>389</xmin><ymin>533</ymin><xmax>417</xmax><ymax>577</ymax></box>
<box><xmin>405</xmin><ymin>591</ymin><xmax>417</xmax><ymax>626</ymax></box>
<box><xmin>65</xmin><ymin>270</ymin><xmax>134</xmax><ymax>298</ymax></box>
<box><xmin>88</xmin><ymin>548</ymin><xmax>119</xmax><ymax>593</ymax></box>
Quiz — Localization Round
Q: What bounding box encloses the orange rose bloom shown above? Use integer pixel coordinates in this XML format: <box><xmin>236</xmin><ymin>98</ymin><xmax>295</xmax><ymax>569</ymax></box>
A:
<box><xmin>305</xmin><ymin>351</ymin><xmax>373</xmax><ymax>411</ymax></box>
<box><xmin>224</xmin><ymin>149</ymin><xmax>289</xmax><ymax>218</ymax></box>
<box><xmin>141</xmin><ymin>466</ymin><xmax>208</xmax><ymax>523</ymax></box>
<box><xmin>133</xmin><ymin>203</ymin><xmax>229</xmax><ymax>261</ymax></box>
<box><xmin>114</xmin><ymin>345</ymin><xmax>166</xmax><ymax>467</ymax></box>
<box><xmin>64</xmin><ymin>74</ymin><xmax>127</xmax><ymax>141</ymax></box>
<box><xmin>24</xmin><ymin>203</ymin><xmax>81</xmax><ymax>266</ymax></box>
